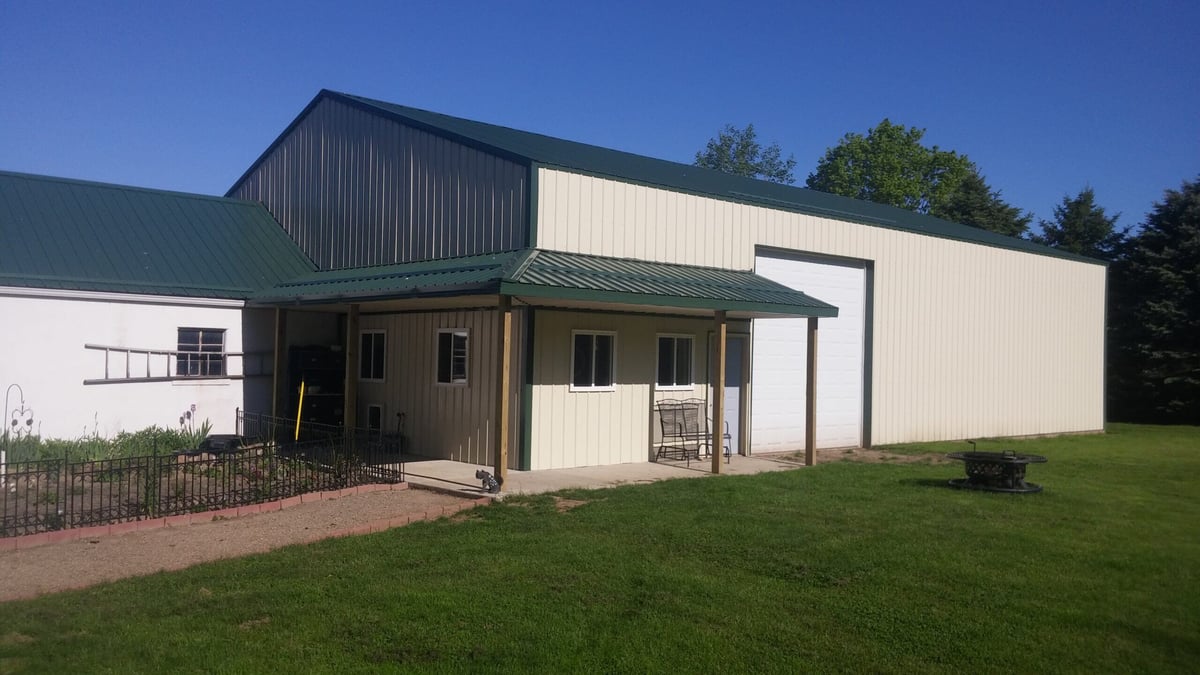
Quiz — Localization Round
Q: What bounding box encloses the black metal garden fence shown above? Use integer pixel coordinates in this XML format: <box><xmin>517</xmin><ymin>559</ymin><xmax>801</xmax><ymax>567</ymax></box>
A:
<box><xmin>0</xmin><ymin>417</ymin><xmax>404</xmax><ymax>538</ymax></box>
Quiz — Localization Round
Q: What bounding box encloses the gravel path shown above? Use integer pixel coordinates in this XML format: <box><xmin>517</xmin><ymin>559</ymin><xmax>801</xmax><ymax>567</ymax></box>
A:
<box><xmin>0</xmin><ymin>488</ymin><xmax>477</xmax><ymax>603</ymax></box>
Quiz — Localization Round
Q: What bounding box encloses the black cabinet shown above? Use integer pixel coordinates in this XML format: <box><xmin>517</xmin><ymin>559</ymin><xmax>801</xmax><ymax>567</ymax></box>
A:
<box><xmin>287</xmin><ymin>346</ymin><xmax>345</xmax><ymax>429</ymax></box>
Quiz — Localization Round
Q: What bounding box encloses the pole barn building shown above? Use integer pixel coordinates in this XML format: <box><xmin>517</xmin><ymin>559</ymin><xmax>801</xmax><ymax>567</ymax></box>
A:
<box><xmin>1</xmin><ymin>90</ymin><xmax>1106</xmax><ymax>477</ymax></box>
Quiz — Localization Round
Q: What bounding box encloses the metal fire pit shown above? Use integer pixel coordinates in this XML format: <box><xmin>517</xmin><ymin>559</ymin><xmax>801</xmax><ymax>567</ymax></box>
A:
<box><xmin>945</xmin><ymin>449</ymin><xmax>1047</xmax><ymax>493</ymax></box>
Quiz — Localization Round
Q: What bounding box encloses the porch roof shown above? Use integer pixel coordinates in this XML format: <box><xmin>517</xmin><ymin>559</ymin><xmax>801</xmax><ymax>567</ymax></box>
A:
<box><xmin>252</xmin><ymin>249</ymin><xmax>838</xmax><ymax>318</ymax></box>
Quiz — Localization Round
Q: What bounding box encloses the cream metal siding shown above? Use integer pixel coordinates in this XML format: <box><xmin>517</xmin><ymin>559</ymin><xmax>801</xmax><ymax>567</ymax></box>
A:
<box><xmin>535</xmin><ymin>168</ymin><xmax>1106</xmax><ymax>445</ymax></box>
<box><xmin>231</xmin><ymin>97</ymin><xmax>528</xmax><ymax>270</ymax></box>
<box><xmin>357</xmin><ymin>308</ymin><xmax>523</xmax><ymax>468</ymax></box>
<box><xmin>530</xmin><ymin>311</ymin><xmax>740</xmax><ymax>470</ymax></box>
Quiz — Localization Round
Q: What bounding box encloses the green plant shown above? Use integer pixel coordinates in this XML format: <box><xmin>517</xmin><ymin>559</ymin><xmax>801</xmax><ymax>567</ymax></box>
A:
<box><xmin>176</xmin><ymin>406</ymin><xmax>212</xmax><ymax>450</ymax></box>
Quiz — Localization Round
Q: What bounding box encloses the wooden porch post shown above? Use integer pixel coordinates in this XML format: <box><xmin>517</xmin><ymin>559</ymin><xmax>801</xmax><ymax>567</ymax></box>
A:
<box><xmin>494</xmin><ymin>296</ymin><xmax>513</xmax><ymax>483</ymax></box>
<box><xmin>712</xmin><ymin>310</ymin><xmax>727</xmax><ymax>475</ymax></box>
<box><xmin>271</xmin><ymin>307</ymin><xmax>288</xmax><ymax>420</ymax></box>
<box><xmin>805</xmin><ymin>317</ymin><xmax>818</xmax><ymax>466</ymax></box>
<box><xmin>344</xmin><ymin>304</ymin><xmax>360</xmax><ymax>434</ymax></box>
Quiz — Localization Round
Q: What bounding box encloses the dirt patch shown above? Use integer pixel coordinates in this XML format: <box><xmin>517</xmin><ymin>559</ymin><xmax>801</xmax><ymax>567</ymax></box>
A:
<box><xmin>774</xmin><ymin>448</ymin><xmax>950</xmax><ymax>465</ymax></box>
<box><xmin>0</xmin><ymin>488</ymin><xmax>475</xmax><ymax>603</ymax></box>
<box><xmin>0</xmin><ymin>633</ymin><xmax>35</xmax><ymax>646</ymax></box>
<box><xmin>823</xmin><ymin>448</ymin><xmax>950</xmax><ymax>464</ymax></box>
<box><xmin>552</xmin><ymin>497</ymin><xmax>589</xmax><ymax>513</ymax></box>
<box><xmin>238</xmin><ymin>617</ymin><xmax>271</xmax><ymax>631</ymax></box>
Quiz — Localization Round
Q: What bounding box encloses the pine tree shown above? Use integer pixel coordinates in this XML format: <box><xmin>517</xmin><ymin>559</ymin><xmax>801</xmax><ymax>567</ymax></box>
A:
<box><xmin>1108</xmin><ymin>177</ymin><xmax>1200</xmax><ymax>423</ymax></box>
<box><xmin>1032</xmin><ymin>187</ymin><xmax>1124</xmax><ymax>260</ymax></box>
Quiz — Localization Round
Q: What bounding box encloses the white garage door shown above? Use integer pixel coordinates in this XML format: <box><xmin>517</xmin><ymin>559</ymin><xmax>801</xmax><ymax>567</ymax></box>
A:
<box><xmin>752</xmin><ymin>253</ymin><xmax>867</xmax><ymax>450</ymax></box>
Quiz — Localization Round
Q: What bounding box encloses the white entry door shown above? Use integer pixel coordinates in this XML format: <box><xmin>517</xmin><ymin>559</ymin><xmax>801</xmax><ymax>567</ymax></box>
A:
<box><xmin>751</xmin><ymin>253</ymin><xmax>867</xmax><ymax>450</ymax></box>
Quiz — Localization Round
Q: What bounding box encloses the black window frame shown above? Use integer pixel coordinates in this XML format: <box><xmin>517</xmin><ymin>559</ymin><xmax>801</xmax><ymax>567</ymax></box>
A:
<box><xmin>360</xmin><ymin>330</ymin><xmax>387</xmax><ymax>382</ymax></box>
<box><xmin>656</xmin><ymin>334</ymin><xmax>694</xmax><ymax>389</ymax></box>
<box><xmin>176</xmin><ymin>327</ymin><xmax>226</xmax><ymax>377</ymax></box>
<box><xmin>571</xmin><ymin>331</ymin><xmax>616</xmax><ymax>390</ymax></box>
<box><xmin>436</xmin><ymin>329</ymin><xmax>470</xmax><ymax>385</ymax></box>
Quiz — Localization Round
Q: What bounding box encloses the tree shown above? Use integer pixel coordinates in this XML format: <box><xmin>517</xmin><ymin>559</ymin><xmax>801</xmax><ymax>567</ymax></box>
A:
<box><xmin>929</xmin><ymin>169</ymin><xmax>1032</xmax><ymax>237</ymax></box>
<box><xmin>1108</xmin><ymin>176</ymin><xmax>1200</xmax><ymax>424</ymax></box>
<box><xmin>694</xmin><ymin>124</ymin><xmax>797</xmax><ymax>184</ymax></box>
<box><xmin>1031</xmin><ymin>187</ymin><xmax>1124</xmax><ymax>260</ymax></box>
<box><xmin>805</xmin><ymin>119</ymin><xmax>973</xmax><ymax>215</ymax></box>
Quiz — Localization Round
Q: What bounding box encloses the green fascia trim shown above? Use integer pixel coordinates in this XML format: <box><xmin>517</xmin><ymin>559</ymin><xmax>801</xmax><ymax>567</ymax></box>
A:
<box><xmin>499</xmin><ymin>281</ymin><xmax>838</xmax><ymax>318</ymax></box>
<box><xmin>527</xmin><ymin>161</ymin><xmax>540</xmax><ymax>248</ymax></box>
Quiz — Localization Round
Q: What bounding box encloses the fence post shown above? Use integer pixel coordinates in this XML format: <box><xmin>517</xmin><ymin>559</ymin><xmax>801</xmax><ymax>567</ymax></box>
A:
<box><xmin>61</xmin><ymin>449</ymin><xmax>69</xmax><ymax>530</ymax></box>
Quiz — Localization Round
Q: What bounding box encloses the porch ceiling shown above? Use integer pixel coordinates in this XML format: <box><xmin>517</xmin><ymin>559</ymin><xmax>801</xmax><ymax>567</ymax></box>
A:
<box><xmin>250</xmin><ymin>249</ymin><xmax>838</xmax><ymax>319</ymax></box>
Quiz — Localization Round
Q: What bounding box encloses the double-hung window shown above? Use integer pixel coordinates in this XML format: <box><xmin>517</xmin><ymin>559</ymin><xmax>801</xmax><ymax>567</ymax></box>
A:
<box><xmin>176</xmin><ymin>328</ymin><xmax>225</xmax><ymax>377</ymax></box>
<box><xmin>656</xmin><ymin>335</ymin><xmax>694</xmax><ymax>389</ymax></box>
<box><xmin>571</xmin><ymin>331</ymin><xmax>615</xmax><ymax>391</ymax></box>
<box><xmin>360</xmin><ymin>330</ymin><xmax>386</xmax><ymax>382</ymax></box>
<box><xmin>437</xmin><ymin>329</ymin><xmax>469</xmax><ymax>384</ymax></box>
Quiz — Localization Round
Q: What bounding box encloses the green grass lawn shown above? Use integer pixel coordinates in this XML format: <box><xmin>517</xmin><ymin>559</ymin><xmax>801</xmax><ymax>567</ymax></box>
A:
<box><xmin>1</xmin><ymin>424</ymin><xmax>1197</xmax><ymax>673</ymax></box>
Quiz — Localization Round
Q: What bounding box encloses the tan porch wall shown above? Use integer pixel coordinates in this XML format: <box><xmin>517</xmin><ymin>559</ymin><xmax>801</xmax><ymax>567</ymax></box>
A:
<box><xmin>357</xmin><ymin>308</ymin><xmax>523</xmax><ymax>468</ymax></box>
<box><xmin>529</xmin><ymin>310</ymin><xmax>746</xmax><ymax>470</ymax></box>
<box><xmin>536</xmin><ymin>167</ymin><xmax>1107</xmax><ymax>445</ymax></box>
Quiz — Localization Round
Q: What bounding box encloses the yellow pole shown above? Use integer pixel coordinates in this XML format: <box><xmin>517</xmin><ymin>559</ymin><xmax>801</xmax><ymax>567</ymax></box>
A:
<box><xmin>294</xmin><ymin>381</ymin><xmax>305</xmax><ymax>441</ymax></box>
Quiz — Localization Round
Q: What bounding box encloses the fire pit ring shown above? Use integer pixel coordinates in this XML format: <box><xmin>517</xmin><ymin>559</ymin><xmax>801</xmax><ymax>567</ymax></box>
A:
<box><xmin>945</xmin><ymin>449</ymin><xmax>1047</xmax><ymax>493</ymax></box>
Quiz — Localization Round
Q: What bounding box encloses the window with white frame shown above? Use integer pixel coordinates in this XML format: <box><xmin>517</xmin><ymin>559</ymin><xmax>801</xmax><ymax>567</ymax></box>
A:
<box><xmin>176</xmin><ymin>328</ymin><xmax>225</xmax><ymax>377</ymax></box>
<box><xmin>656</xmin><ymin>335</ymin><xmax>694</xmax><ymax>389</ymax></box>
<box><xmin>360</xmin><ymin>330</ymin><xmax>386</xmax><ymax>382</ymax></box>
<box><xmin>437</xmin><ymin>329</ymin><xmax>469</xmax><ymax>384</ymax></box>
<box><xmin>571</xmin><ymin>331</ymin><xmax>615</xmax><ymax>390</ymax></box>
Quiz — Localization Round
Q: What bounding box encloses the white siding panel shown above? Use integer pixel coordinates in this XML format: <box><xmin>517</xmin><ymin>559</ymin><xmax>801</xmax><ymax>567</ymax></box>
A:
<box><xmin>534</xmin><ymin>168</ymin><xmax>1106</xmax><ymax>445</ymax></box>
<box><xmin>0</xmin><ymin>295</ymin><xmax>248</xmax><ymax>440</ymax></box>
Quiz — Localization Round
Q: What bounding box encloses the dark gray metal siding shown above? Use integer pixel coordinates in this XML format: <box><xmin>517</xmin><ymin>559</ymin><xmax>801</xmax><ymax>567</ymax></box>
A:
<box><xmin>231</xmin><ymin>98</ymin><xmax>528</xmax><ymax>270</ymax></box>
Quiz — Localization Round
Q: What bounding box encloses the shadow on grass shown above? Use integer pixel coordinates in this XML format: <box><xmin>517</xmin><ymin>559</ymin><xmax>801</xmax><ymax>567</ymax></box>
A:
<box><xmin>899</xmin><ymin>477</ymin><xmax>956</xmax><ymax>489</ymax></box>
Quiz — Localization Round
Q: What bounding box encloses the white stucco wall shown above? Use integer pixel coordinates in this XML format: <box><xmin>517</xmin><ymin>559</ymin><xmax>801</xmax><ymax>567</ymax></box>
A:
<box><xmin>0</xmin><ymin>291</ymin><xmax>252</xmax><ymax>440</ymax></box>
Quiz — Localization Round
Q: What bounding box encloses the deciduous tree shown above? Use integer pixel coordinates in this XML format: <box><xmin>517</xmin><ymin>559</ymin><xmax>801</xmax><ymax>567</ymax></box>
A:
<box><xmin>694</xmin><ymin>124</ymin><xmax>797</xmax><ymax>184</ymax></box>
<box><xmin>805</xmin><ymin>119</ymin><xmax>972</xmax><ymax>215</ymax></box>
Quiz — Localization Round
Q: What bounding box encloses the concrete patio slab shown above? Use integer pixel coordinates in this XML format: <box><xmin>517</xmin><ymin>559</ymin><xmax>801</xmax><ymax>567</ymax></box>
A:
<box><xmin>399</xmin><ymin>453</ymin><xmax>803</xmax><ymax>498</ymax></box>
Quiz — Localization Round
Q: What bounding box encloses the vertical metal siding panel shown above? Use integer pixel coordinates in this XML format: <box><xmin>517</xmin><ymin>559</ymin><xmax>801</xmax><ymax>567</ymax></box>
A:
<box><xmin>353</xmin><ymin>310</ymin><xmax>500</xmax><ymax>464</ymax></box>
<box><xmin>232</xmin><ymin>98</ymin><xmax>528</xmax><ymax>270</ymax></box>
<box><xmin>529</xmin><ymin>169</ymin><xmax>1105</xmax><ymax>445</ymax></box>
<box><xmin>529</xmin><ymin>310</ymin><xmax>682</xmax><ymax>469</ymax></box>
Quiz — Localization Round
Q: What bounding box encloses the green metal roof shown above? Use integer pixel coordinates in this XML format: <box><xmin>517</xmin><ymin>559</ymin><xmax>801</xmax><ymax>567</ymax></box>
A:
<box><xmin>253</xmin><ymin>251</ymin><xmax>523</xmax><ymax>303</ymax></box>
<box><xmin>253</xmin><ymin>249</ymin><xmax>838</xmax><ymax>318</ymax></box>
<box><xmin>288</xmin><ymin>90</ymin><xmax>1100</xmax><ymax>267</ymax></box>
<box><xmin>0</xmin><ymin>171</ymin><xmax>316</xmax><ymax>298</ymax></box>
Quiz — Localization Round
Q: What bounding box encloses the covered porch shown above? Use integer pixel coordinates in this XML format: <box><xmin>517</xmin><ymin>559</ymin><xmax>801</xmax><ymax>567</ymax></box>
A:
<box><xmin>250</xmin><ymin>248</ymin><xmax>837</xmax><ymax>486</ymax></box>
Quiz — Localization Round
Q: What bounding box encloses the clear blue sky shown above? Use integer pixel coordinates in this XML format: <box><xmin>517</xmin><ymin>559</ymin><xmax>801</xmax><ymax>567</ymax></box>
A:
<box><xmin>2</xmin><ymin>1</ymin><xmax>1196</xmax><ymax>232</ymax></box>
